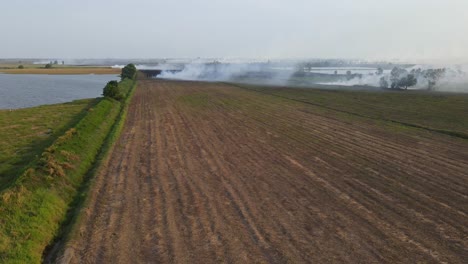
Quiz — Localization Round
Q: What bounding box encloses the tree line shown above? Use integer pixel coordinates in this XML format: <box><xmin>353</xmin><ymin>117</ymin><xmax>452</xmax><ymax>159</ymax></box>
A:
<box><xmin>103</xmin><ymin>64</ymin><xmax>137</xmax><ymax>100</ymax></box>
<box><xmin>379</xmin><ymin>67</ymin><xmax>446</xmax><ymax>90</ymax></box>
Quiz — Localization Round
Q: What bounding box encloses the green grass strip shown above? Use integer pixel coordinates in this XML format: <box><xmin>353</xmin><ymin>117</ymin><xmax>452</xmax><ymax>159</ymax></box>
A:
<box><xmin>0</xmin><ymin>79</ymin><xmax>136</xmax><ymax>263</ymax></box>
<box><xmin>47</xmin><ymin>80</ymin><xmax>137</xmax><ymax>262</ymax></box>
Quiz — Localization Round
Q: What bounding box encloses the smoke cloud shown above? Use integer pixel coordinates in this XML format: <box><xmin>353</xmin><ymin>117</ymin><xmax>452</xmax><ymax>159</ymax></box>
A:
<box><xmin>157</xmin><ymin>59</ymin><xmax>297</xmax><ymax>86</ymax></box>
<box><xmin>320</xmin><ymin>65</ymin><xmax>468</xmax><ymax>93</ymax></box>
<box><xmin>110</xmin><ymin>59</ymin><xmax>468</xmax><ymax>93</ymax></box>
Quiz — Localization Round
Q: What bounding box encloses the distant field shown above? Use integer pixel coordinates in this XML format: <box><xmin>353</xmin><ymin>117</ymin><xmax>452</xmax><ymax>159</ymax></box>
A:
<box><xmin>0</xmin><ymin>99</ymin><xmax>96</xmax><ymax>189</ymax></box>
<box><xmin>0</xmin><ymin>67</ymin><xmax>120</xmax><ymax>75</ymax></box>
<box><xmin>235</xmin><ymin>84</ymin><xmax>468</xmax><ymax>137</ymax></box>
<box><xmin>0</xmin><ymin>63</ymin><xmax>51</xmax><ymax>69</ymax></box>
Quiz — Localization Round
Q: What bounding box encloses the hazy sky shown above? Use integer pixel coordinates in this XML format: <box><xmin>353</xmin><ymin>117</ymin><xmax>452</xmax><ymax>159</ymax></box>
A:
<box><xmin>2</xmin><ymin>0</ymin><xmax>468</xmax><ymax>62</ymax></box>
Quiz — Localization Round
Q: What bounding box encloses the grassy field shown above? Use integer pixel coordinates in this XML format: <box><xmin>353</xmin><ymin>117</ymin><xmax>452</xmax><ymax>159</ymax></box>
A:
<box><xmin>0</xmin><ymin>63</ymin><xmax>51</xmax><ymax>69</ymax></box>
<box><xmin>0</xmin><ymin>100</ymin><xmax>97</xmax><ymax>190</ymax></box>
<box><xmin>0</xmin><ymin>62</ymin><xmax>119</xmax><ymax>75</ymax></box>
<box><xmin>235</xmin><ymin>84</ymin><xmax>468</xmax><ymax>137</ymax></box>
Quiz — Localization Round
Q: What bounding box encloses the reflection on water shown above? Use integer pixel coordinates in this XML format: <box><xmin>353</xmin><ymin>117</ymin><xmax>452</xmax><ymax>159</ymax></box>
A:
<box><xmin>0</xmin><ymin>74</ymin><xmax>118</xmax><ymax>109</ymax></box>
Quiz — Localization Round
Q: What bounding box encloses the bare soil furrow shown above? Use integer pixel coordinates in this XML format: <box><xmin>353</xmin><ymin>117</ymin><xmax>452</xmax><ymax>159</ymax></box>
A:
<box><xmin>230</xmin><ymin>101</ymin><xmax>468</xmax><ymax>215</ymax></box>
<box><xmin>213</xmin><ymin>95</ymin><xmax>468</xmax><ymax>241</ymax></box>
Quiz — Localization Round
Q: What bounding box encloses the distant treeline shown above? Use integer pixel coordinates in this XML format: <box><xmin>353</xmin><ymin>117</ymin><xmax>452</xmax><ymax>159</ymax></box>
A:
<box><xmin>378</xmin><ymin>67</ymin><xmax>446</xmax><ymax>90</ymax></box>
<box><xmin>103</xmin><ymin>64</ymin><xmax>137</xmax><ymax>100</ymax></box>
<box><xmin>299</xmin><ymin>60</ymin><xmax>412</xmax><ymax>70</ymax></box>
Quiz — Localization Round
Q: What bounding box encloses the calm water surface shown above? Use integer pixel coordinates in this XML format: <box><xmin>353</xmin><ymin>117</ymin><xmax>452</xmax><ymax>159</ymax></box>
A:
<box><xmin>0</xmin><ymin>74</ymin><xmax>118</xmax><ymax>109</ymax></box>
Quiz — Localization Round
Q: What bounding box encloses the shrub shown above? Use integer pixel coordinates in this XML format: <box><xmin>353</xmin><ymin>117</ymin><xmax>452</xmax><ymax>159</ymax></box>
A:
<box><xmin>18</xmin><ymin>65</ymin><xmax>24</xmax><ymax>69</ymax></box>
<box><xmin>44</xmin><ymin>63</ymin><xmax>53</xmax><ymax>69</ymax></box>
<box><xmin>121</xmin><ymin>64</ymin><xmax>137</xmax><ymax>80</ymax></box>
<box><xmin>102</xmin><ymin>80</ymin><xmax>122</xmax><ymax>100</ymax></box>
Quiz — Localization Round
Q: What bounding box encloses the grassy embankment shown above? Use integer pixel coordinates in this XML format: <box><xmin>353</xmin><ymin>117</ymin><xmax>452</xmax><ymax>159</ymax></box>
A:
<box><xmin>51</xmin><ymin>76</ymin><xmax>139</xmax><ymax>263</ymax></box>
<box><xmin>0</xmin><ymin>100</ymin><xmax>98</xmax><ymax>190</ymax></box>
<box><xmin>236</xmin><ymin>84</ymin><xmax>468</xmax><ymax>138</ymax></box>
<box><xmin>0</xmin><ymin>78</ymin><xmax>136</xmax><ymax>263</ymax></box>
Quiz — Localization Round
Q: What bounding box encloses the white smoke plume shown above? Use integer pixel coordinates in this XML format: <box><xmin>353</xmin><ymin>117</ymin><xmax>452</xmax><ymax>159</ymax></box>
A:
<box><xmin>432</xmin><ymin>65</ymin><xmax>468</xmax><ymax>92</ymax></box>
<box><xmin>319</xmin><ymin>64</ymin><xmax>468</xmax><ymax>93</ymax></box>
<box><xmin>157</xmin><ymin>59</ymin><xmax>297</xmax><ymax>86</ymax></box>
<box><xmin>107</xmin><ymin>58</ymin><xmax>468</xmax><ymax>93</ymax></box>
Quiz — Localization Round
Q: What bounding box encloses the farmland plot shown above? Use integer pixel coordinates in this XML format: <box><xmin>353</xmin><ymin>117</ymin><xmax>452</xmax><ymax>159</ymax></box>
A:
<box><xmin>62</xmin><ymin>79</ymin><xmax>468</xmax><ymax>263</ymax></box>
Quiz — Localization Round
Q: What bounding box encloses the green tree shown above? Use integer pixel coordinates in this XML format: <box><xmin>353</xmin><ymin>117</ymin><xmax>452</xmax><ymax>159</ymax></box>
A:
<box><xmin>44</xmin><ymin>63</ymin><xmax>53</xmax><ymax>69</ymax></box>
<box><xmin>121</xmin><ymin>64</ymin><xmax>137</xmax><ymax>80</ymax></box>
<box><xmin>423</xmin><ymin>68</ymin><xmax>446</xmax><ymax>90</ymax></box>
<box><xmin>346</xmin><ymin>70</ymin><xmax>352</xmax><ymax>80</ymax></box>
<box><xmin>395</xmin><ymin>74</ymin><xmax>417</xmax><ymax>90</ymax></box>
<box><xmin>102</xmin><ymin>80</ymin><xmax>122</xmax><ymax>100</ymax></box>
<box><xmin>390</xmin><ymin>67</ymin><xmax>407</xmax><ymax>89</ymax></box>
<box><xmin>18</xmin><ymin>65</ymin><xmax>24</xmax><ymax>69</ymax></box>
<box><xmin>379</xmin><ymin>76</ymin><xmax>388</xmax><ymax>88</ymax></box>
<box><xmin>403</xmin><ymin>74</ymin><xmax>417</xmax><ymax>89</ymax></box>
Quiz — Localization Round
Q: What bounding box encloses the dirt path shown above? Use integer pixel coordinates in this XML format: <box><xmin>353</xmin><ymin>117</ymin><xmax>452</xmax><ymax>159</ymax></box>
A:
<box><xmin>60</xmin><ymin>80</ymin><xmax>468</xmax><ymax>263</ymax></box>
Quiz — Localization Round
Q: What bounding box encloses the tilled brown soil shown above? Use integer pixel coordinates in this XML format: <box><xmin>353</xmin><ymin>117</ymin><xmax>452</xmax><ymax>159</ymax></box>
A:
<box><xmin>60</xmin><ymin>79</ymin><xmax>468</xmax><ymax>263</ymax></box>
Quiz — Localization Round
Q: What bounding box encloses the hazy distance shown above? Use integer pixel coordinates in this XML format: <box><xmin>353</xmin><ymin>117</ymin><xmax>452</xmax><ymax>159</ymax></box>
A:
<box><xmin>2</xmin><ymin>0</ymin><xmax>468</xmax><ymax>63</ymax></box>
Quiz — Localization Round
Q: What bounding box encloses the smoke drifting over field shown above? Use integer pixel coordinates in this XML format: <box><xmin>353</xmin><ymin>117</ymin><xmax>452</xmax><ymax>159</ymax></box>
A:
<box><xmin>321</xmin><ymin>65</ymin><xmax>468</xmax><ymax>93</ymax></box>
<box><xmin>426</xmin><ymin>65</ymin><xmax>468</xmax><ymax>93</ymax></box>
<box><xmin>157</xmin><ymin>59</ymin><xmax>297</xmax><ymax>86</ymax></box>
<box><xmin>153</xmin><ymin>60</ymin><xmax>468</xmax><ymax>93</ymax></box>
<box><xmin>96</xmin><ymin>58</ymin><xmax>468</xmax><ymax>93</ymax></box>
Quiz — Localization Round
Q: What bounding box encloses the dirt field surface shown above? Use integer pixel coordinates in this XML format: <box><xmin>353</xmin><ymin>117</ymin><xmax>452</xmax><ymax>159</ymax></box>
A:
<box><xmin>60</xmin><ymin>79</ymin><xmax>468</xmax><ymax>263</ymax></box>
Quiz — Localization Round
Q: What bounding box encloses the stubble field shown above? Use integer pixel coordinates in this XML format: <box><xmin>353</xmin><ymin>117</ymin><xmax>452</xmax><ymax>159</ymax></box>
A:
<box><xmin>62</xmin><ymin>79</ymin><xmax>468</xmax><ymax>263</ymax></box>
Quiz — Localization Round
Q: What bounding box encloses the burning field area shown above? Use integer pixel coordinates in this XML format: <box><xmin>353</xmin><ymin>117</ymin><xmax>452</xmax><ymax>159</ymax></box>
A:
<box><xmin>61</xmin><ymin>79</ymin><xmax>468</xmax><ymax>263</ymax></box>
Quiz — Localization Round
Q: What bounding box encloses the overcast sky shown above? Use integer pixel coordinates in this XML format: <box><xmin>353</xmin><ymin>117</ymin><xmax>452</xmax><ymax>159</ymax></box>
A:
<box><xmin>2</xmin><ymin>0</ymin><xmax>468</xmax><ymax>62</ymax></box>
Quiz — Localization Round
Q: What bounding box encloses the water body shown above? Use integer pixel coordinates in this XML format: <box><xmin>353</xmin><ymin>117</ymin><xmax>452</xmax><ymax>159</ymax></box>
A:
<box><xmin>0</xmin><ymin>74</ymin><xmax>118</xmax><ymax>109</ymax></box>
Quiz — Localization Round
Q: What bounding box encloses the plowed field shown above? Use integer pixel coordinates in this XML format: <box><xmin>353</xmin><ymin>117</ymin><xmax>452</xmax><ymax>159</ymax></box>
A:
<box><xmin>61</xmin><ymin>79</ymin><xmax>468</xmax><ymax>263</ymax></box>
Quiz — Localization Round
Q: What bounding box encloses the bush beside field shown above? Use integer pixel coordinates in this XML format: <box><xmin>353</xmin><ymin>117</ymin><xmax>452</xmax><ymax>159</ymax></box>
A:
<box><xmin>0</xmin><ymin>78</ymin><xmax>136</xmax><ymax>263</ymax></box>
